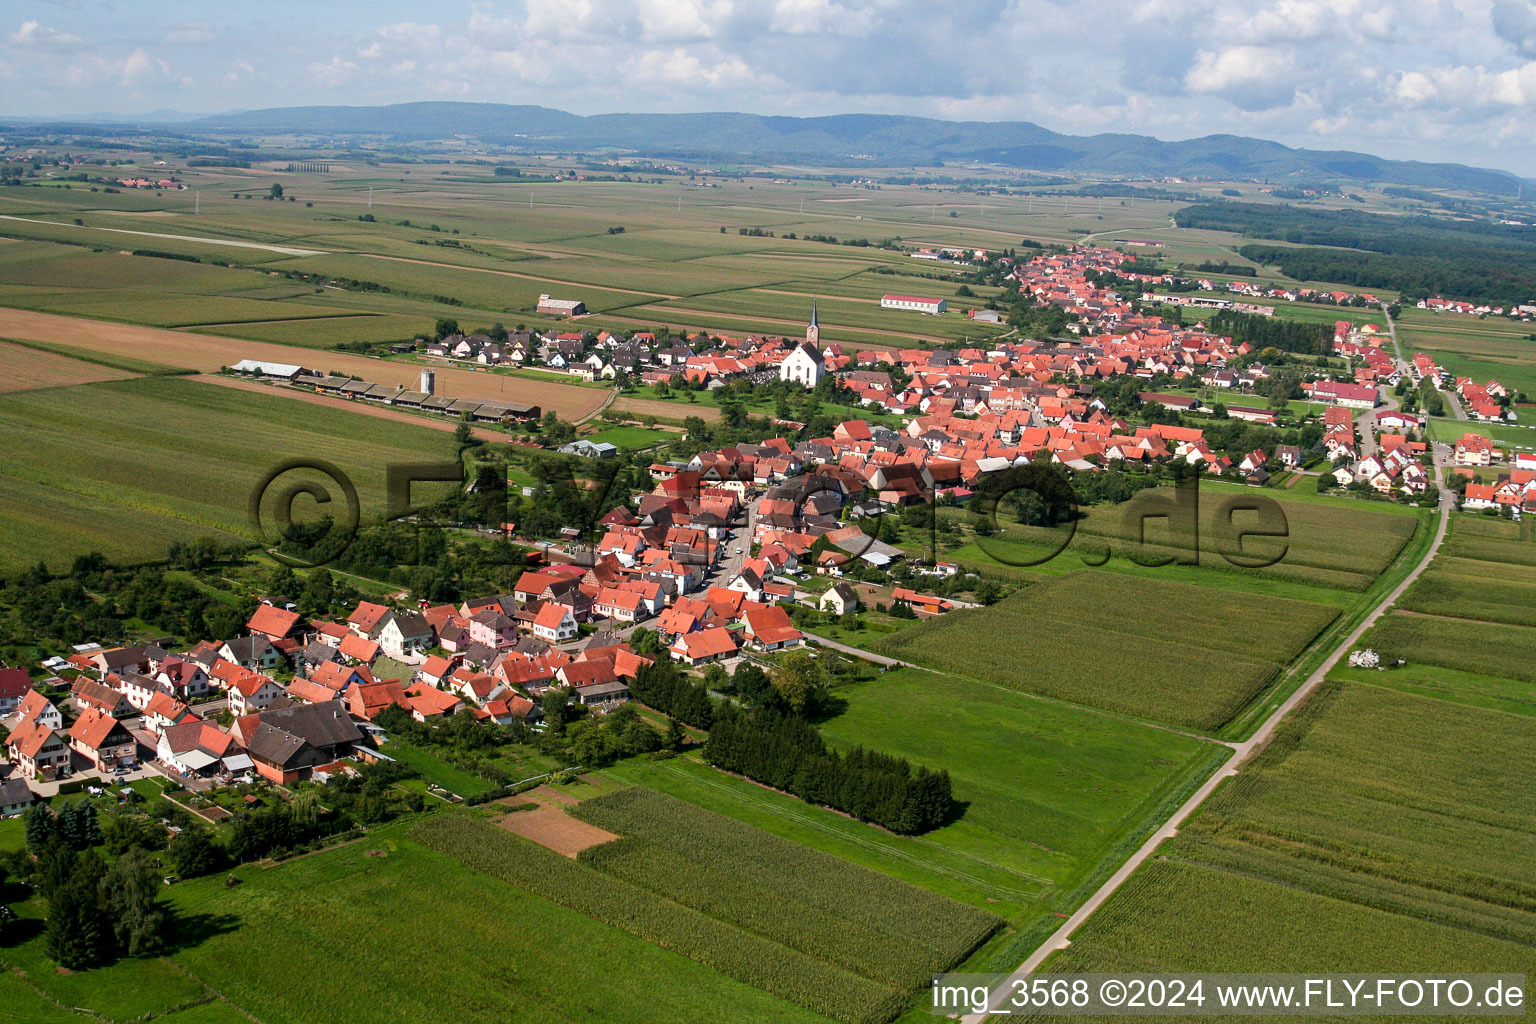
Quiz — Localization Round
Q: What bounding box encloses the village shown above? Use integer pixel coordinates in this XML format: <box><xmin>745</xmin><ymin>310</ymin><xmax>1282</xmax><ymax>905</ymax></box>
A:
<box><xmin>6</xmin><ymin>245</ymin><xmax>1533</xmax><ymax>819</ymax></box>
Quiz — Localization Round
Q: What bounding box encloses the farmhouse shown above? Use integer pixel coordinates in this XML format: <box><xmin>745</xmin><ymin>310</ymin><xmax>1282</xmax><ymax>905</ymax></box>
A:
<box><xmin>234</xmin><ymin>701</ymin><xmax>364</xmax><ymax>785</ymax></box>
<box><xmin>881</xmin><ymin>294</ymin><xmax>947</xmax><ymax>314</ymax></box>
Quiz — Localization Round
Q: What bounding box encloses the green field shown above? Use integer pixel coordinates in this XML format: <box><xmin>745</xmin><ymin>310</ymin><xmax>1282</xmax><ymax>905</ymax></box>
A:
<box><xmin>2</xmin><ymin>819</ymin><xmax>835</xmax><ymax>1024</ymax></box>
<box><xmin>875</xmin><ymin>571</ymin><xmax>1338</xmax><ymax>733</ymax></box>
<box><xmin>0</xmin><ymin>373</ymin><xmax>460</xmax><ymax>572</ymax></box>
<box><xmin>415</xmin><ymin>794</ymin><xmax>1002</xmax><ymax>1024</ymax></box>
<box><xmin>936</xmin><ymin>483</ymin><xmax>1422</xmax><ymax>596</ymax></box>
<box><xmin>1031</xmin><ymin>499</ymin><xmax>1536</xmax><ymax>991</ymax></box>
<box><xmin>1034</xmin><ymin>679</ymin><xmax>1536</xmax><ymax>989</ymax></box>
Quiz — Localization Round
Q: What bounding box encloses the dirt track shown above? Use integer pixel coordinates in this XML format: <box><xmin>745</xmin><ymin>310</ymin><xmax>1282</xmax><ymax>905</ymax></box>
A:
<box><xmin>0</xmin><ymin>307</ymin><xmax>609</xmax><ymax>419</ymax></box>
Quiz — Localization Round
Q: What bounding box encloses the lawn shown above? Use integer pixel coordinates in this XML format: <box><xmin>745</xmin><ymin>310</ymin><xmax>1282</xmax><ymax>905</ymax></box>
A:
<box><xmin>0</xmin><ymin>374</ymin><xmax>462</xmax><ymax>572</ymax></box>
<box><xmin>584</xmin><ymin>424</ymin><xmax>677</xmax><ymax>449</ymax></box>
<box><xmin>875</xmin><ymin>571</ymin><xmax>1339</xmax><ymax>733</ymax></box>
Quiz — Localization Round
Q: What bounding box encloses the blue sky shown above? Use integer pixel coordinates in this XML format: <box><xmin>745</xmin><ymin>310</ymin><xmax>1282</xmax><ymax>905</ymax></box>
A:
<box><xmin>6</xmin><ymin>0</ymin><xmax>1536</xmax><ymax>175</ymax></box>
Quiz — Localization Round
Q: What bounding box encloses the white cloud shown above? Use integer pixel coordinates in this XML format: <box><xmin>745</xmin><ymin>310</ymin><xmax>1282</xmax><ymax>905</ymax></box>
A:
<box><xmin>308</xmin><ymin>56</ymin><xmax>359</xmax><ymax>87</ymax></box>
<box><xmin>1186</xmin><ymin>45</ymin><xmax>1298</xmax><ymax>109</ymax></box>
<box><xmin>9</xmin><ymin>19</ymin><xmax>82</xmax><ymax>48</ymax></box>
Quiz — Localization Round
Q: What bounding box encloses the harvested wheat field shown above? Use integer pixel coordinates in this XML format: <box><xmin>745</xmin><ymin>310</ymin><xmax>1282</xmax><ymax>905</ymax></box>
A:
<box><xmin>0</xmin><ymin>306</ymin><xmax>610</xmax><ymax>419</ymax></box>
<box><xmin>0</xmin><ymin>340</ymin><xmax>139</xmax><ymax>393</ymax></box>
<box><xmin>495</xmin><ymin>788</ymin><xmax>618</xmax><ymax>858</ymax></box>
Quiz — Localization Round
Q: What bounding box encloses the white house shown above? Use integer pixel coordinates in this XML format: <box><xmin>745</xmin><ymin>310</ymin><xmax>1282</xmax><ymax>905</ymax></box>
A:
<box><xmin>531</xmin><ymin>603</ymin><xmax>578</xmax><ymax>643</ymax></box>
<box><xmin>379</xmin><ymin>612</ymin><xmax>434</xmax><ymax>660</ymax></box>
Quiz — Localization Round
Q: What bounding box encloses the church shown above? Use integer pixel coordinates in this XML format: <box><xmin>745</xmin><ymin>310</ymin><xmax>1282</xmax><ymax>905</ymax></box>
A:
<box><xmin>778</xmin><ymin>304</ymin><xmax>827</xmax><ymax>388</ymax></box>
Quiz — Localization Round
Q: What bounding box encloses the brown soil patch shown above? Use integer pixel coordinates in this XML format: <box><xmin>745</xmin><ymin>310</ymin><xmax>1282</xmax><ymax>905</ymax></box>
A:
<box><xmin>0</xmin><ymin>341</ymin><xmax>138</xmax><ymax>393</ymax></box>
<box><xmin>612</xmin><ymin>396</ymin><xmax>720</xmax><ymax>422</ymax></box>
<box><xmin>496</xmin><ymin>796</ymin><xmax>617</xmax><ymax>858</ymax></box>
<box><xmin>0</xmin><ymin>307</ymin><xmax>609</xmax><ymax>419</ymax></box>
<box><xmin>523</xmin><ymin>784</ymin><xmax>578</xmax><ymax>806</ymax></box>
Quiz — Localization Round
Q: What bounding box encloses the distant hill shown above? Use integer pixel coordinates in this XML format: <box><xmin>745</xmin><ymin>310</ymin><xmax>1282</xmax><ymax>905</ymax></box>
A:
<box><xmin>157</xmin><ymin>102</ymin><xmax>1530</xmax><ymax>196</ymax></box>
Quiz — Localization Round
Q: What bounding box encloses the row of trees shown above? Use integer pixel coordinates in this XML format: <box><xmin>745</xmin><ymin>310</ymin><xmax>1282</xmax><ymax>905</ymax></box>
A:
<box><xmin>704</xmin><ymin>708</ymin><xmax>953</xmax><ymax>834</ymax></box>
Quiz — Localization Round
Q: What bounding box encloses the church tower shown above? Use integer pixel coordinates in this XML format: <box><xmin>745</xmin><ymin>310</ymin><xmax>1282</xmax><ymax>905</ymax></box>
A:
<box><xmin>805</xmin><ymin>302</ymin><xmax>820</xmax><ymax>347</ymax></box>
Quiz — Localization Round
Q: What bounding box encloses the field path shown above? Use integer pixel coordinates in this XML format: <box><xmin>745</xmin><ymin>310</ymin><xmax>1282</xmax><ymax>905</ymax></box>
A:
<box><xmin>0</xmin><ymin>214</ymin><xmax>326</xmax><ymax>256</ymax></box>
<box><xmin>0</xmin><ymin>306</ymin><xmax>608</xmax><ymax>418</ymax></box>
<box><xmin>964</xmin><ymin>462</ymin><xmax>1454</xmax><ymax>1021</ymax></box>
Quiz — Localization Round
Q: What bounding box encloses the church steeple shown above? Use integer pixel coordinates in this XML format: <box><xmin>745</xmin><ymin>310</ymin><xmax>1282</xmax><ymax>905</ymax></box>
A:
<box><xmin>806</xmin><ymin>302</ymin><xmax>820</xmax><ymax>346</ymax></box>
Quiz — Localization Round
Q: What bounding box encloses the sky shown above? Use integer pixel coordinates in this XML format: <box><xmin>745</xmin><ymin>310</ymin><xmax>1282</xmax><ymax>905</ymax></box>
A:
<box><xmin>6</xmin><ymin>0</ymin><xmax>1536</xmax><ymax>175</ymax></box>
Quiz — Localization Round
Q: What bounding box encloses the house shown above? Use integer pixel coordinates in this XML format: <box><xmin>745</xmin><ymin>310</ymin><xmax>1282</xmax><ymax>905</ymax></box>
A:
<box><xmin>142</xmin><ymin>690</ymin><xmax>196</xmax><ymax>735</ymax></box>
<box><xmin>0</xmin><ymin>667</ymin><xmax>29</xmax><ymax>714</ymax></box>
<box><xmin>0</xmin><ymin>778</ymin><xmax>35</xmax><ymax>817</ymax></box>
<box><xmin>1462</xmin><ymin>483</ymin><xmax>1498</xmax><ymax>511</ymax></box>
<box><xmin>246</xmin><ymin>604</ymin><xmax>304</xmax><ymax>644</ymax></box>
<box><xmin>337</xmin><ymin>632</ymin><xmax>381</xmax><ymax>665</ymax></box>
<box><xmin>404</xmin><ymin>682</ymin><xmax>463</xmax><ymax>721</ymax></box>
<box><xmin>669</xmin><ymin>625</ymin><xmax>739</xmax><ymax>666</ymax></box>
<box><xmin>72</xmin><ymin>678</ymin><xmax>133</xmax><ymax>717</ymax></box>
<box><xmin>1454</xmin><ymin>433</ymin><xmax>1495</xmax><ymax>467</ymax></box>
<box><xmin>1274</xmin><ymin>445</ymin><xmax>1303</xmax><ymax>469</ymax></box>
<box><xmin>157</xmin><ymin>721</ymin><xmax>246</xmax><ymax>777</ymax></box>
<box><xmin>235</xmin><ymin>702</ymin><xmax>364</xmax><ymax>785</ymax></box>
<box><xmin>68</xmin><ymin>706</ymin><xmax>137</xmax><ymax>771</ymax></box>
<box><xmin>741</xmin><ymin>604</ymin><xmax>805</xmax><ymax>651</ymax></box>
<box><xmin>6</xmin><ymin>718</ymin><xmax>70</xmax><ymax>778</ymax></box>
<box><xmin>348</xmin><ymin>601</ymin><xmax>393</xmax><ymax>638</ymax></box>
<box><xmin>531</xmin><ymin>603</ymin><xmax>578</xmax><ymax>643</ymax></box>
<box><xmin>15</xmin><ymin>689</ymin><xmax>62</xmax><ymax>731</ymax></box>
<box><xmin>220</xmin><ymin>636</ymin><xmax>283</xmax><ymax>672</ymax></box>
<box><xmin>226</xmin><ymin>672</ymin><xmax>286</xmax><ymax>716</ymax></box>
<box><xmin>346</xmin><ymin>681</ymin><xmax>410</xmax><ymax>721</ymax></box>
<box><xmin>378</xmin><ymin>612</ymin><xmax>434</xmax><ymax>660</ymax></box>
<box><xmin>467</xmin><ymin>608</ymin><xmax>518</xmax><ymax>648</ymax></box>
<box><xmin>819</xmin><ymin>582</ymin><xmax>859</xmax><ymax>615</ymax></box>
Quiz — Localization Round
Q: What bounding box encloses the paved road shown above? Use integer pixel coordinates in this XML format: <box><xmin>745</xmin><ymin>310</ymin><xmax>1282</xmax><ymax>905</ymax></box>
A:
<box><xmin>802</xmin><ymin>632</ymin><xmax>915</xmax><ymax>668</ymax></box>
<box><xmin>963</xmin><ymin>445</ymin><xmax>1454</xmax><ymax>1022</ymax></box>
<box><xmin>1356</xmin><ymin>386</ymin><xmax>1400</xmax><ymax>461</ymax></box>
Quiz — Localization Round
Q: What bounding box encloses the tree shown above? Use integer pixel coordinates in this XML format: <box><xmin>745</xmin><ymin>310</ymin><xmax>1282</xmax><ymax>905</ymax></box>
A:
<box><xmin>629</xmin><ymin>627</ymin><xmax>663</xmax><ymax>656</ymax></box>
<box><xmin>24</xmin><ymin>803</ymin><xmax>55</xmax><ymax>855</ymax></box>
<box><xmin>45</xmin><ymin>851</ymin><xmax>108</xmax><ymax>969</ymax></box>
<box><xmin>541</xmin><ymin>688</ymin><xmax>573</xmax><ymax>732</ymax></box>
<box><xmin>664</xmin><ymin>715</ymin><xmax>686</xmax><ymax>752</ymax></box>
<box><xmin>454</xmin><ymin>420</ymin><xmax>475</xmax><ymax>447</ymax></box>
<box><xmin>167</xmin><ymin>828</ymin><xmax>226</xmax><ymax>879</ymax></box>
<box><xmin>268</xmin><ymin>183</ymin><xmax>283</xmax><ymax>199</ymax></box>
<box><xmin>99</xmin><ymin>847</ymin><xmax>167</xmax><ymax>957</ymax></box>
<box><xmin>769</xmin><ymin>651</ymin><xmax>829</xmax><ymax>717</ymax></box>
<box><xmin>434</xmin><ymin>317</ymin><xmax>460</xmax><ymax>340</ymax></box>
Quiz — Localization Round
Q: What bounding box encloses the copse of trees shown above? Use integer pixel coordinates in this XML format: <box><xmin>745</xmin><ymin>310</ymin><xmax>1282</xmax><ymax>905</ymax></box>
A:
<box><xmin>704</xmin><ymin>708</ymin><xmax>953</xmax><ymax>834</ymax></box>
<box><xmin>627</xmin><ymin>658</ymin><xmax>715</xmax><ymax>729</ymax></box>
<box><xmin>1207</xmin><ymin>309</ymin><xmax>1335</xmax><ymax>356</ymax></box>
